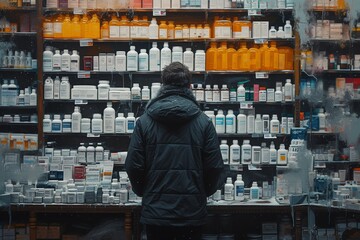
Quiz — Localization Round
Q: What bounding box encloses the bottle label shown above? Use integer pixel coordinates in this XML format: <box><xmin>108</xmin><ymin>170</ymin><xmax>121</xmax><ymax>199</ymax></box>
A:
<box><xmin>220</xmin><ymin>149</ymin><xmax>228</xmax><ymax>163</ymax></box>
<box><xmin>43</xmin><ymin>23</ymin><xmax>53</xmax><ymax>35</ymax></box>
<box><xmin>226</xmin><ymin>118</ymin><xmax>234</xmax><ymax>126</ymax></box>
<box><xmin>216</xmin><ymin>118</ymin><xmax>224</xmax><ymax>126</ymax></box>
<box><xmin>128</xmin><ymin>120</ymin><xmax>135</xmax><ymax>131</ymax></box>
<box><xmin>242</xmin><ymin>149</ymin><xmax>251</xmax><ymax>163</ymax></box>
<box><xmin>116</xmin><ymin>121</ymin><xmax>126</xmax><ymax>133</ymax></box>
<box><xmin>236</xmin><ymin>185</ymin><xmax>244</xmax><ymax>195</ymax></box>
<box><xmin>52</xmin><ymin>123</ymin><xmax>61</xmax><ymax>132</ymax></box>
<box><xmin>159</xmin><ymin>29</ymin><xmax>167</xmax><ymax>38</ymax></box>
<box><xmin>63</xmin><ymin>122</ymin><xmax>72</xmax><ymax>130</ymax></box>
<box><xmin>53</xmin><ymin>23</ymin><xmax>62</xmax><ymax>34</ymax></box>
<box><xmin>109</xmin><ymin>26</ymin><xmax>120</xmax><ymax>38</ymax></box>
<box><xmin>70</xmin><ymin>60</ymin><xmax>79</xmax><ymax>71</ymax></box>
<box><xmin>127</xmin><ymin>56</ymin><xmax>138</xmax><ymax>70</ymax></box>
<box><xmin>119</xmin><ymin>26</ymin><xmax>130</xmax><ymax>38</ymax></box>
<box><xmin>231</xmin><ymin>149</ymin><xmax>240</xmax><ymax>163</ymax></box>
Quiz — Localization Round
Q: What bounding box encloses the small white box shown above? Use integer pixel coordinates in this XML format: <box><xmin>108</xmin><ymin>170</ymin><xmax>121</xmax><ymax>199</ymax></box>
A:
<box><xmin>109</xmin><ymin>88</ymin><xmax>131</xmax><ymax>100</ymax></box>
<box><xmin>63</xmin><ymin>165</ymin><xmax>74</xmax><ymax>181</ymax></box>
<box><xmin>106</xmin><ymin>53</ymin><xmax>115</xmax><ymax>71</ymax></box>
<box><xmin>71</xmin><ymin>85</ymin><xmax>98</xmax><ymax>100</ymax></box>
<box><xmin>161</xmin><ymin>0</ymin><xmax>171</xmax><ymax>8</ymax></box>
<box><xmin>252</xmin><ymin>21</ymin><xmax>261</xmax><ymax>38</ymax></box>
<box><xmin>99</xmin><ymin>53</ymin><xmax>107</xmax><ymax>71</ymax></box>
<box><xmin>261</xmin><ymin>21</ymin><xmax>269</xmax><ymax>38</ymax></box>
<box><xmin>93</xmin><ymin>56</ymin><xmax>99</xmax><ymax>71</ymax></box>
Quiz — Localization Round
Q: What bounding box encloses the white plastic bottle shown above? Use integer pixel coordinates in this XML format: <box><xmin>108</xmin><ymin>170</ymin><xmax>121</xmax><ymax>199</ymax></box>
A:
<box><xmin>172</xmin><ymin>46</ymin><xmax>183</xmax><ymax>63</ymax></box>
<box><xmin>77</xmin><ymin>143</ymin><xmax>86</xmax><ymax>163</ymax></box>
<box><xmin>247</xmin><ymin>114</ymin><xmax>255</xmax><ymax>134</ymax></box>
<box><xmin>241</xmin><ymin>140</ymin><xmax>252</xmax><ymax>165</ymax></box>
<box><xmin>151</xmin><ymin>82</ymin><xmax>161</xmax><ymax>99</ymax></box>
<box><xmin>52</xmin><ymin>114</ymin><xmax>62</xmax><ymax>132</ymax></box>
<box><xmin>60</xmin><ymin>76</ymin><xmax>70</xmax><ymax>99</ymax></box>
<box><xmin>230</xmin><ymin>140</ymin><xmax>241</xmax><ymax>165</ymax></box>
<box><xmin>250</xmin><ymin>182</ymin><xmax>260</xmax><ymax>200</ymax></box>
<box><xmin>61</xmin><ymin>49</ymin><xmax>71</xmax><ymax>71</ymax></box>
<box><xmin>277</xmin><ymin>144</ymin><xmax>288</xmax><ymax>165</ymax></box>
<box><xmin>284</xmin><ymin>79</ymin><xmax>293</xmax><ymax>102</ymax></box>
<box><xmin>53</xmin><ymin>76</ymin><xmax>60</xmax><ymax>99</ymax></box>
<box><xmin>115</xmin><ymin>51</ymin><xmax>126</xmax><ymax>71</ymax></box>
<box><xmin>318</xmin><ymin>108</ymin><xmax>326</xmax><ymax>131</ymax></box>
<box><xmin>72</xmin><ymin>106</ymin><xmax>82</xmax><ymax>133</ymax></box>
<box><xmin>1</xmin><ymin>80</ymin><xmax>9</xmax><ymax>106</ymax></box>
<box><xmin>86</xmin><ymin>143</ymin><xmax>95</xmax><ymax>163</ymax></box>
<box><xmin>62</xmin><ymin>114</ymin><xmax>72</xmax><ymax>133</ymax></box>
<box><xmin>44</xmin><ymin>76</ymin><xmax>54</xmax><ymax>101</ymax></box>
<box><xmin>262</xmin><ymin>114</ymin><xmax>270</xmax><ymax>134</ymax></box>
<box><xmin>52</xmin><ymin>50</ymin><xmax>61</xmax><ymax>71</ymax></box>
<box><xmin>43</xmin><ymin>47</ymin><xmax>53</xmax><ymax>72</ymax></box>
<box><xmin>70</xmin><ymin>50</ymin><xmax>80</xmax><ymax>72</ymax></box>
<box><xmin>220</xmin><ymin>85</ymin><xmax>229</xmax><ymax>102</ymax></box>
<box><xmin>103</xmin><ymin>102</ymin><xmax>115</xmax><ymax>133</ymax></box>
<box><xmin>24</xmin><ymin>87</ymin><xmax>30</xmax><ymax>105</ymax></box>
<box><xmin>284</xmin><ymin>20</ymin><xmax>292</xmax><ymax>38</ymax></box>
<box><xmin>142</xmin><ymin>86</ymin><xmax>150</xmax><ymax>100</ymax></box>
<box><xmin>275</xmin><ymin>86</ymin><xmax>282</xmax><ymax>102</ymax></box>
<box><xmin>225</xmin><ymin>110</ymin><xmax>236</xmax><ymax>134</ymax></box>
<box><xmin>269</xmin><ymin>141</ymin><xmax>277</xmax><ymax>165</ymax></box>
<box><xmin>224</xmin><ymin>177</ymin><xmax>234</xmax><ymax>201</ymax></box>
<box><xmin>161</xmin><ymin>42</ymin><xmax>171</xmax><ymax>70</ymax></box>
<box><xmin>126</xmin><ymin>112</ymin><xmax>136</xmax><ymax>133</ymax></box>
<box><xmin>149</xmin><ymin>18</ymin><xmax>159</xmax><ymax>39</ymax></box>
<box><xmin>237</xmin><ymin>84</ymin><xmax>246</xmax><ymax>102</ymax></box>
<box><xmin>92</xmin><ymin>113</ymin><xmax>103</xmax><ymax>133</ymax></box>
<box><xmin>183</xmin><ymin>48</ymin><xmax>194</xmax><ymax>71</ymax></box>
<box><xmin>149</xmin><ymin>42</ymin><xmax>160</xmax><ymax>71</ymax></box>
<box><xmin>30</xmin><ymin>89</ymin><xmax>37</xmax><ymax>106</ymax></box>
<box><xmin>234</xmin><ymin>174</ymin><xmax>245</xmax><ymax>201</ymax></box>
<box><xmin>212</xmin><ymin>85</ymin><xmax>220</xmax><ymax>102</ymax></box>
<box><xmin>269</xmin><ymin>26</ymin><xmax>277</xmax><ymax>38</ymax></box>
<box><xmin>194</xmin><ymin>50</ymin><xmax>206</xmax><ymax>71</ymax></box>
<box><xmin>115</xmin><ymin>113</ymin><xmax>126</xmax><ymax>133</ymax></box>
<box><xmin>237</xmin><ymin>113</ymin><xmax>247</xmax><ymax>134</ymax></box>
<box><xmin>8</xmin><ymin>80</ymin><xmax>18</xmax><ymax>106</ymax></box>
<box><xmin>139</xmin><ymin>49</ymin><xmax>149</xmax><ymax>71</ymax></box>
<box><xmin>131</xmin><ymin>83</ymin><xmax>141</xmax><ymax>100</ymax></box>
<box><xmin>270</xmin><ymin>115</ymin><xmax>280</xmax><ymax>134</ymax></box>
<box><xmin>254</xmin><ymin>114</ymin><xmax>262</xmax><ymax>134</ymax></box>
<box><xmin>98</xmin><ymin>80</ymin><xmax>110</xmax><ymax>100</ymax></box>
<box><xmin>127</xmin><ymin>46</ymin><xmax>138</xmax><ymax>71</ymax></box>
<box><xmin>220</xmin><ymin>140</ymin><xmax>229</xmax><ymax>164</ymax></box>
<box><xmin>5</xmin><ymin>180</ymin><xmax>13</xmax><ymax>194</ymax></box>
<box><xmin>95</xmin><ymin>143</ymin><xmax>104</xmax><ymax>162</ymax></box>
<box><xmin>277</xmin><ymin>26</ymin><xmax>285</xmax><ymax>38</ymax></box>
<box><xmin>215</xmin><ymin>110</ymin><xmax>225</xmax><ymax>134</ymax></box>
<box><xmin>261</xmin><ymin>142</ymin><xmax>270</xmax><ymax>164</ymax></box>
<box><xmin>251</xmin><ymin>146</ymin><xmax>261</xmax><ymax>165</ymax></box>
<box><xmin>205</xmin><ymin>85</ymin><xmax>213</xmax><ymax>102</ymax></box>
<box><xmin>18</xmin><ymin>90</ymin><xmax>25</xmax><ymax>106</ymax></box>
<box><xmin>43</xmin><ymin>114</ymin><xmax>52</xmax><ymax>132</ymax></box>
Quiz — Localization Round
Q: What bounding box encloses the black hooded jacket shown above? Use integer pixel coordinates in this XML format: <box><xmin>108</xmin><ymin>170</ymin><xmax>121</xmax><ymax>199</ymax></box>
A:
<box><xmin>125</xmin><ymin>85</ymin><xmax>225</xmax><ymax>227</ymax></box>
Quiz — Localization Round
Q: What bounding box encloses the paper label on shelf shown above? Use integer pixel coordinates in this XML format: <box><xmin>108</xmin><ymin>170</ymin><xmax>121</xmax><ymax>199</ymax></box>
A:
<box><xmin>254</xmin><ymin>38</ymin><xmax>268</xmax><ymax>44</ymax></box>
<box><xmin>264</xmin><ymin>133</ymin><xmax>277</xmax><ymax>139</ymax></box>
<box><xmin>87</xmin><ymin>133</ymin><xmax>100</xmax><ymax>138</ymax></box>
<box><xmin>73</xmin><ymin>8</ymin><xmax>86</xmax><ymax>15</ymax></box>
<box><xmin>248</xmin><ymin>164</ymin><xmax>262</xmax><ymax>170</ymax></box>
<box><xmin>74</xmin><ymin>100</ymin><xmax>88</xmax><ymax>105</ymax></box>
<box><xmin>248</xmin><ymin>9</ymin><xmax>261</xmax><ymax>16</ymax></box>
<box><xmin>77</xmin><ymin>71</ymin><xmax>91</xmax><ymax>79</ymax></box>
<box><xmin>240</xmin><ymin>101</ymin><xmax>254</xmax><ymax>109</ymax></box>
<box><xmin>153</xmin><ymin>9</ymin><xmax>166</xmax><ymax>16</ymax></box>
<box><xmin>80</xmin><ymin>39</ymin><xmax>93</xmax><ymax>47</ymax></box>
<box><xmin>255</xmin><ymin>72</ymin><xmax>269</xmax><ymax>79</ymax></box>
<box><xmin>229</xmin><ymin>164</ymin><xmax>243</xmax><ymax>171</ymax></box>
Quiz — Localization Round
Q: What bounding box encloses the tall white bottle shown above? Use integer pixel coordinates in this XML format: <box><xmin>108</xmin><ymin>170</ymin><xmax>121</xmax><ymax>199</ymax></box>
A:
<box><xmin>230</xmin><ymin>140</ymin><xmax>241</xmax><ymax>165</ymax></box>
<box><xmin>70</xmin><ymin>50</ymin><xmax>80</xmax><ymax>72</ymax></box>
<box><xmin>127</xmin><ymin>46</ymin><xmax>138</xmax><ymax>71</ymax></box>
<box><xmin>138</xmin><ymin>49</ymin><xmax>149</xmax><ymax>71</ymax></box>
<box><xmin>115</xmin><ymin>51</ymin><xmax>126</xmax><ymax>71</ymax></box>
<box><xmin>149</xmin><ymin>42</ymin><xmax>160</xmax><ymax>71</ymax></box>
<box><xmin>215</xmin><ymin>110</ymin><xmax>225</xmax><ymax>134</ymax></box>
<box><xmin>103</xmin><ymin>102</ymin><xmax>115</xmax><ymax>133</ymax></box>
<box><xmin>161</xmin><ymin>42</ymin><xmax>171</xmax><ymax>70</ymax></box>
<box><xmin>53</xmin><ymin>76</ymin><xmax>60</xmax><ymax>99</ymax></box>
<box><xmin>234</xmin><ymin>174</ymin><xmax>245</xmax><ymax>201</ymax></box>
<box><xmin>115</xmin><ymin>113</ymin><xmax>126</xmax><ymax>133</ymax></box>
<box><xmin>194</xmin><ymin>50</ymin><xmax>206</xmax><ymax>71</ymax></box>
<box><xmin>261</xmin><ymin>142</ymin><xmax>270</xmax><ymax>164</ymax></box>
<box><xmin>241</xmin><ymin>140</ymin><xmax>252</xmax><ymax>165</ymax></box>
<box><xmin>43</xmin><ymin>47</ymin><xmax>53</xmax><ymax>72</ymax></box>
<box><xmin>87</xmin><ymin>143</ymin><xmax>95</xmax><ymax>163</ymax></box>
<box><xmin>59</xmin><ymin>76</ymin><xmax>70</xmax><ymax>99</ymax></box>
<box><xmin>284</xmin><ymin>79</ymin><xmax>293</xmax><ymax>102</ymax></box>
<box><xmin>61</xmin><ymin>49</ymin><xmax>71</xmax><ymax>71</ymax></box>
<box><xmin>72</xmin><ymin>106</ymin><xmax>82</xmax><ymax>133</ymax></box>
<box><xmin>269</xmin><ymin>141</ymin><xmax>277</xmax><ymax>165</ymax></box>
<box><xmin>247</xmin><ymin>113</ymin><xmax>255</xmax><ymax>134</ymax></box>
<box><xmin>277</xmin><ymin>144</ymin><xmax>288</xmax><ymax>165</ymax></box>
<box><xmin>126</xmin><ymin>112</ymin><xmax>136</xmax><ymax>133</ymax></box>
<box><xmin>225</xmin><ymin>110</ymin><xmax>236</xmax><ymax>134</ymax></box>
<box><xmin>284</xmin><ymin>20</ymin><xmax>292</xmax><ymax>38</ymax></box>
<box><xmin>254</xmin><ymin>114</ymin><xmax>262</xmax><ymax>134</ymax></box>
<box><xmin>262</xmin><ymin>114</ymin><xmax>270</xmax><ymax>134</ymax></box>
<box><xmin>220</xmin><ymin>140</ymin><xmax>229</xmax><ymax>164</ymax></box>
<box><xmin>237</xmin><ymin>84</ymin><xmax>246</xmax><ymax>102</ymax></box>
<box><xmin>30</xmin><ymin>89</ymin><xmax>37</xmax><ymax>106</ymax></box>
<box><xmin>52</xmin><ymin>50</ymin><xmax>61</xmax><ymax>71</ymax></box>
<box><xmin>237</xmin><ymin>113</ymin><xmax>247</xmax><ymax>134</ymax></box>
<box><xmin>44</xmin><ymin>77</ymin><xmax>54</xmax><ymax>100</ymax></box>
<box><xmin>224</xmin><ymin>177</ymin><xmax>234</xmax><ymax>201</ymax></box>
<box><xmin>149</xmin><ymin>18</ymin><xmax>159</xmax><ymax>39</ymax></box>
<box><xmin>270</xmin><ymin>115</ymin><xmax>280</xmax><ymax>134</ymax></box>
<box><xmin>318</xmin><ymin>108</ymin><xmax>326</xmax><ymax>131</ymax></box>
<box><xmin>183</xmin><ymin>48</ymin><xmax>194</xmax><ymax>71</ymax></box>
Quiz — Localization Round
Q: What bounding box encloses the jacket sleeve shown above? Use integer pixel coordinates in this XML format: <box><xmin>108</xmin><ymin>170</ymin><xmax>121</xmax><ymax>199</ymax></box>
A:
<box><xmin>125</xmin><ymin>119</ymin><xmax>146</xmax><ymax>197</ymax></box>
<box><xmin>202</xmin><ymin>120</ymin><xmax>226</xmax><ymax>197</ymax></box>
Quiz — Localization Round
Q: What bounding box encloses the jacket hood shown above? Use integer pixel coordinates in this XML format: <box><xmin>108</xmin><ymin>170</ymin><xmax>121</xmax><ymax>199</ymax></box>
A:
<box><xmin>145</xmin><ymin>85</ymin><xmax>201</xmax><ymax>125</ymax></box>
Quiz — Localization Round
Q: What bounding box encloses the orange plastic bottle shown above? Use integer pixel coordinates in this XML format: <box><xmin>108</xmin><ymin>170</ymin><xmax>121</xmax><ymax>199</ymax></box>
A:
<box><xmin>227</xmin><ymin>43</ymin><xmax>236</xmax><ymax>70</ymax></box>
<box><xmin>89</xmin><ymin>14</ymin><xmax>100</xmax><ymax>39</ymax></box>
<box><xmin>119</xmin><ymin>15</ymin><xmax>130</xmax><ymax>39</ymax></box>
<box><xmin>167</xmin><ymin>21</ymin><xmax>175</xmax><ymax>39</ymax></box>
<box><xmin>268</xmin><ymin>42</ymin><xmax>279</xmax><ymax>70</ymax></box>
<box><xmin>232</xmin><ymin>17</ymin><xmax>241</xmax><ymax>38</ymax></box>
<box><xmin>109</xmin><ymin>15</ymin><xmax>120</xmax><ymax>38</ymax></box>
<box><xmin>62</xmin><ymin>14</ymin><xmax>72</xmax><ymax>38</ymax></box>
<box><xmin>278</xmin><ymin>46</ymin><xmax>294</xmax><ymax>70</ymax></box>
<box><xmin>206</xmin><ymin>42</ymin><xmax>218</xmax><ymax>70</ymax></box>
<box><xmin>259</xmin><ymin>43</ymin><xmax>269</xmax><ymax>70</ymax></box>
<box><xmin>237</xmin><ymin>42</ymin><xmax>250</xmax><ymax>71</ymax></box>
<box><xmin>217</xmin><ymin>42</ymin><xmax>228</xmax><ymax>70</ymax></box>
<box><xmin>212</xmin><ymin>16</ymin><xmax>220</xmax><ymax>38</ymax></box>
<box><xmin>80</xmin><ymin>14</ymin><xmax>89</xmax><ymax>39</ymax></box>
<box><xmin>53</xmin><ymin>14</ymin><xmax>64</xmax><ymax>38</ymax></box>
<box><xmin>43</xmin><ymin>16</ymin><xmax>54</xmax><ymax>38</ymax></box>
<box><xmin>248</xmin><ymin>44</ymin><xmax>261</xmax><ymax>71</ymax></box>
<box><xmin>138</xmin><ymin>16</ymin><xmax>149</xmax><ymax>39</ymax></box>
<box><xmin>159</xmin><ymin>20</ymin><xmax>168</xmax><ymax>39</ymax></box>
<box><xmin>101</xmin><ymin>21</ymin><xmax>109</xmax><ymax>39</ymax></box>
<box><xmin>72</xmin><ymin>15</ymin><xmax>81</xmax><ymax>38</ymax></box>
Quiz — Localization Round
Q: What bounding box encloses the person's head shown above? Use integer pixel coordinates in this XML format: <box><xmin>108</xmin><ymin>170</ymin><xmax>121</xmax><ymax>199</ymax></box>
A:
<box><xmin>161</xmin><ymin>62</ymin><xmax>192</xmax><ymax>88</ymax></box>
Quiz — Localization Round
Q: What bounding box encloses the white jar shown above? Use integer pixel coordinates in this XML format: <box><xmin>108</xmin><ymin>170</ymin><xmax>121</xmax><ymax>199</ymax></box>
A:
<box><xmin>43</xmin><ymin>114</ymin><xmax>52</xmax><ymax>132</ymax></box>
<box><xmin>151</xmin><ymin>83</ymin><xmax>161</xmax><ymax>99</ymax></box>
<box><xmin>98</xmin><ymin>80</ymin><xmax>110</xmax><ymax>100</ymax></box>
<box><xmin>92</xmin><ymin>113</ymin><xmax>103</xmax><ymax>133</ymax></box>
<box><xmin>131</xmin><ymin>83</ymin><xmax>141</xmax><ymax>100</ymax></box>
<box><xmin>52</xmin><ymin>114</ymin><xmax>62</xmax><ymax>133</ymax></box>
<box><xmin>81</xmin><ymin>118</ymin><xmax>91</xmax><ymax>133</ymax></box>
<box><xmin>62</xmin><ymin>114</ymin><xmax>72</xmax><ymax>133</ymax></box>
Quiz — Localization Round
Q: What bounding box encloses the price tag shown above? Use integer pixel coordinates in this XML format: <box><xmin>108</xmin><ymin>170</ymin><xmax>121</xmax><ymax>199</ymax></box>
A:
<box><xmin>74</xmin><ymin>100</ymin><xmax>88</xmax><ymax>105</ymax></box>
<box><xmin>240</xmin><ymin>101</ymin><xmax>254</xmax><ymax>109</ymax></box>
<box><xmin>80</xmin><ymin>39</ymin><xmax>93</xmax><ymax>47</ymax></box>
<box><xmin>77</xmin><ymin>71</ymin><xmax>91</xmax><ymax>79</ymax></box>
<box><xmin>254</xmin><ymin>38</ymin><xmax>268</xmax><ymax>44</ymax></box>
<box><xmin>87</xmin><ymin>133</ymin><xmax>100</xmax><ymax>138</ymax></box>
<box><xmin>248</xmin><ymin>9</ymin><xmax>261</xmax><ymax>16</ymax></box>
<box><xmin>248</xmin><ymin>164</ymin><xmax>262</xmax><ymax>170</ymax></box>
<box><xmin>73</xmin><ymin>8</ymin><xmax>86</xmax><ymax>15</ymax></box>
<box><xmin>255</xmin><ymin>72</ymin><xmax>269</xmax><ymax>79</ymax></box>
<box><xmin>229</xmin><ymin>164</ymin><xmax>243</xmax><ymax>171</ymax></box>
<box><xmin>264</xmin><ymin>133</ymin><xmax>277</xmax><ymax>139</ymax></box>
<box><xmin>153</xmin><ymin>9</ymin><xmax>166</xmax><ymax>16</ymax></box>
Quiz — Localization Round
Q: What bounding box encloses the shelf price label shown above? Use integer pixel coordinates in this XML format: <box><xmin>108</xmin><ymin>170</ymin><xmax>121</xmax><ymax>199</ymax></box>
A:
<box><xmin>74</xmin><ymin>100</ymin><xmax>88</xmax><ymax>105</ymax></box>
<box><xmin>255</xmin><ymin>72</ymin><xmax>269</xmax><ymax>79</ymax></box>
<box><xmin>264</xmin><ymin>133</ymin><xmax>277</xmax><ymax>139</ymax></box>
<box><xmin>229</xmin><ymin>164</ymin><xmax>243</xmax><ymax>171</ymax></box>
<box><xmin>73</xmin><ymin>8</ymin><xmax>86</xmax><ymax>15</ymax></box>
<box><xmin>240</xmin><ymin>101</ymin><xmax>254</xmax><ymax>109</ymax></box>
<box><xmin>77</xmin><ymin>71</ymin><xmax>91</xmax><ymax>79</ymax></box>
<box><xmin>248</xmin><ymin>9</ymin><xmax>261</xmax><ymax>16</ymax></box>
<box><xmin>87</xmin><ymin>133</ymin><xmax>100</xmax><ymax>138</ymax></box>
<box><xmin>248</xmin><ymin>165</ymin><xmax>262</xmax><ymax>171</ymax></box>
<box><xmin>254</xmin><ymin>38</ymin><xmax>268</xmax><ymax>44</ymax></box>
<box><xmin>153</xmin><ymin>9</ymin><xmax>166</xmax><ymax>16</ymax></box>
<box><xmin>80</xmin><ymin>39</ymin><xmax>93</xmax><ymax>47</ymax></box>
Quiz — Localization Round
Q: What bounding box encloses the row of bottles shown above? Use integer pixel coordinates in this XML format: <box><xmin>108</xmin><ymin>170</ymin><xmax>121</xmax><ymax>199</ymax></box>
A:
<box><xmin>205</xmin><ymin>110</ymin><xmax>294</xmax><ymax>134</ymax></box>
<box><xmin>308</xmin><ymin>0</ymin><xmax>346</xmax><ymax>10</ymax></box>
<box><xmin>43</xmin><ymin>104</ymin><xmax>136</xmax><ymax>134</ymax></box>
<box><xmin>0</xmin><ymin>49</ymin><xmax>34</xmax><ymax>69</ymax></box>
<box><xmin>1</xmin><ymin>113</ymin><xmax>37</xmax><ymax>123</ymax></box>
<box><xmin>206</xmin><ymin>42</ymin><xmax>293</xmax><ymax>71</ymax></box>
<box><xmin>76</xmin><ymin>142</ymin><xmax>106</xmax><ymax>163</ymax></box>
<box><xmin>220</xmin><ymin>139</ymin><xmax>289</xmax><ymax>165</ymax></box>
<box><xmin>0</xmin><ymin>80</ymin><xmax>36</xmax><ymax>106</ymax></box>
<box><xmin>46</xmin><ymin>0</ymin><xmax>141</xmax><ymax>9</ymax></box>
<box><xmin>0</xmin><ymin>16</ymin><xmax>17</xmax><ymax>32</ymax></box>
<box><xmin>3</xmin><ymin>0</ymin><xmax>35</xmax><ymax>7</ymax></box>
<box><xmin>0</xmin><ymin>132</ymin><xmax>38</xmax><ymax>150</ymax></box>
<box><xmin>223</xmin><ymin>176</ymin><xmax>263</xmax><ymax>201</ymax></box>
